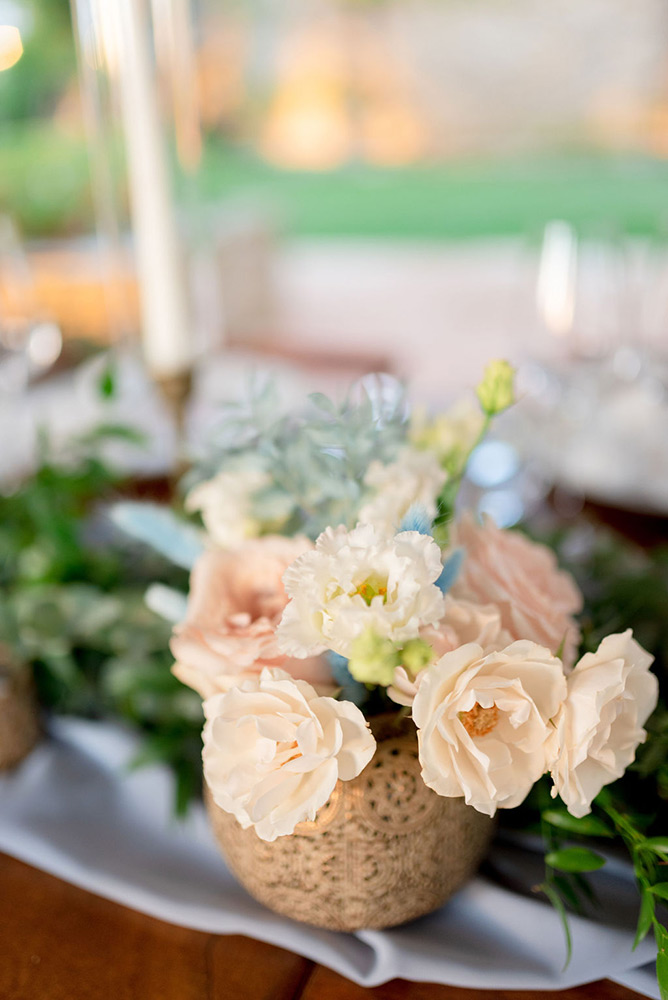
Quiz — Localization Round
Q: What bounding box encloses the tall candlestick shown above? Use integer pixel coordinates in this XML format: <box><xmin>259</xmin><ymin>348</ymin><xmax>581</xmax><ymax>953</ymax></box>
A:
<box><xmin>111</xmin><ymin>0</ymin><xmax>192</xmax><ymax>377</ymax></box>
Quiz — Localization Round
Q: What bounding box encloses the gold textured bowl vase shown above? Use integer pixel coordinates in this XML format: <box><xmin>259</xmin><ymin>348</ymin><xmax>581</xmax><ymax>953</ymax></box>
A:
<box><xmin>206</xmin><ymin>716</ymin><xmax>495</xmax><ymax>932</ymax></box>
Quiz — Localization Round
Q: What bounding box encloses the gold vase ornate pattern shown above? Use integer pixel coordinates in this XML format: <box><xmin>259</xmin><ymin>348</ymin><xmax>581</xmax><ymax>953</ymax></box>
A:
<box><xmin>207</xmin><ymin>717</ymin><xmax>495</xmax><ymax>931</ymax></box>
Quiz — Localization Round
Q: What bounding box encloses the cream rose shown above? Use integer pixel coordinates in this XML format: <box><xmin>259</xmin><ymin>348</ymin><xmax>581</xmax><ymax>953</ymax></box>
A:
<box><xmin>170</xmin><ymin>536</ymin><xmax>332</xmax><ymax>698</ymax></box>
<box><xmin>358</xmin><ymin>446</ymin><xmax>447</xmax><ymax>534</ymax></box>
<box><xmin>413</xmin><ymin>641</ymin><xmax>567</xmax><ymax>816</ymax></box>
<box><xmin>450</xmin><ymin>513</ymin><xmax>583</xmax><ymax>667</ymax></box>
<box><xmin>277</xmin><ymin>523</ymin><xmax>445</xmax><ymax>659</ymax></box>
<box><xmin>202</xmin><ymin>668</ymin><xmax>376</xmax><ymax>841</ymax></box>
<box><xmin>550</xmin><ymin>630</ymin><xmax>658</xmax><ymax>818</ymax></box>
<box><xmin>388</xmin><ymin>596</ymin><xmax>511</xmax><ymax>707</ymax></box>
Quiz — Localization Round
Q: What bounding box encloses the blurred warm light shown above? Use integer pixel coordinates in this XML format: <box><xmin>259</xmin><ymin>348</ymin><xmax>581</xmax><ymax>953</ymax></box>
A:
<box><xmin>1</xmin><ymin>247</ymin><xmax>139</xmax><ymax>342</ymax></box>
<box><xmin>260</xmin><ymin>21</ymin><xmax>427</xmax><ymax>169</ymax></box>
<box><xmin>262</xmin><ymin>84</ymin><xmax>351</xmax><ymax>170</ymax></box>
<box><xmin>361</xmin><ymin>102</ymin><xmax>427</xmax><ymax>166</ymax></box>
<box><xmin>645</xmin><ymin>104</ymin><xmax>668</xmax><ymax>158</ymax></box>
<box><xmin>261</xmin><ymin>27</ymin><xmax>351</xmax><ymax>169</ymax></box>
<box><xmin>0</xmin><ymin>24</ymin><xmax>22</xmax><ymax>71</ymax></box>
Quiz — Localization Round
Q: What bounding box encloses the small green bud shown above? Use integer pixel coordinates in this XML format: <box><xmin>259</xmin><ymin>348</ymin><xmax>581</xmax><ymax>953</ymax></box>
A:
<box><xmin>476</xmin><ymin>360</ymin><xmax>516</xmax><ymax>416</ymax></box>
<box><xmin>348</xmin><ymin>629</ymin><xmax>401</xmax><ymax>687</ymax></box>
<box><xmin>400</xmin><ymin>638</ymin><xmax>434</xmax><ymax>677</ymax></box>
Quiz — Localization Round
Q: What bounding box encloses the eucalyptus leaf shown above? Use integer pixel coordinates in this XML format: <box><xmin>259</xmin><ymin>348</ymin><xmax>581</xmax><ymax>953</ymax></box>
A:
<box><xmin>642</xmin><ymin>838</ymin><xmax>668</xmax><ymax>858</ymax></box>
<box><xmin>542</xmin><ymin>810</ymin><xmax>613</xmax><ymax>839</ymax></box>
<box><xmin>110</xmin><ymin>503</ymin><xmax>204</xmax><ymax>570</ymax></box>
<box><xmin>634</xmin><ymin>889</ymin><xmax>656</xmax><ymax>950</ymax></box>
<box><xmin>655</xmin><ymin>922</ymin><xmax>668</xmax><ymax>1000</ymax></box>
<box><xmin>545</xmin><ymin>848</ymin><xmax>606</xmax><ymax>873</ymax></box>
<box><xmin>308</xmin><ymin>392</ymin><xmax>337</xmax><ymax>415</ymax></box>
<box><xmin>145</xmin><ymin>584</ymin><xmax>188</xmax><ymax>624</ymax></box>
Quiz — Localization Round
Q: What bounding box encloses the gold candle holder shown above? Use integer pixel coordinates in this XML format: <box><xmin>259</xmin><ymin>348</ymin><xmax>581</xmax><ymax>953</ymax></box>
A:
<box><xmin>156</xmin><ymin>367</ymin><xmax>194</xmax><ymax>479</ymax></box>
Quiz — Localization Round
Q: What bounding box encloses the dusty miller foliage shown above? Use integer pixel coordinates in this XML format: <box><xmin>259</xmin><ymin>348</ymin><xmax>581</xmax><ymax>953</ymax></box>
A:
<box><xmin>189</xmin><ymin>374</ymin><xmax>409</xmax><ymax>538</ymax></box>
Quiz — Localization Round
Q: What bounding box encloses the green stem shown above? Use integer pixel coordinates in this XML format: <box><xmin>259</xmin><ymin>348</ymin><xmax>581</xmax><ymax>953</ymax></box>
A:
<box><xmin>433</xmin><ymin>412</ymin><xmax>492</xmax><ymax>547</ymax></box>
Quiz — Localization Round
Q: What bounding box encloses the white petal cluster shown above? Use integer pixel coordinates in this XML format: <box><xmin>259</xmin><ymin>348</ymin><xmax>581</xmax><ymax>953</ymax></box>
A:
<box><xmin>185</xmin><ymin>463</ymin><xmax>269</xmax><ymax>550</ymax></box>
<box><xmin>202</xmin><ymin>668</ymin><xmax>376</xmax><ymax>841</ymax></box>
<box><xmin>550</xmin><ymin>631</ymin><xmax>658</xmax><ymax>817</ymax></box>
<box><xmin>413</xmin><ymin>641</ymin><xmax>566</xmax><ymax>816</ymax></box>
<box><xmin>277</xmin><ymin>523</ymin><xmax>445</xmax><ymax>658</ymax></box>
<box><xmin>358</xmin><ymin>446</ymin><xmax>447</xmax><ymax>534</ymax></box>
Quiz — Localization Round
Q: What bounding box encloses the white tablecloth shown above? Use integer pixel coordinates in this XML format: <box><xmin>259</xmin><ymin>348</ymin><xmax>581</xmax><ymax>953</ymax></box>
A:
<box><xmin>0</xmin><ymin>718</ymin><xmax>659</xmax><ymax>996</ymax></box>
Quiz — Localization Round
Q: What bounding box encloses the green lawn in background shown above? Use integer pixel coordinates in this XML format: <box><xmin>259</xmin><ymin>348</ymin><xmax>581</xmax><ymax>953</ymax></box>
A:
<box><xmin>196</xmin><ymin>141</ymin><xmax>668</xmax><ymax>242</ymax></box>
<box><xmin>2</xmin><ymin>120</ymin><xmax>668</xmax><ymax>241</ymax></box>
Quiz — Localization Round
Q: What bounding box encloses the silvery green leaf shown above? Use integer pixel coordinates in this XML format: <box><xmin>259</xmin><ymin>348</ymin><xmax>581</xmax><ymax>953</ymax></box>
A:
<box><xmin>348</xmin><ymin>373</ymin><xmax>409</xmax><ymax>426</ymax></box>
<box><xmin>145</xmin><ymin>584</ymin><xmax>188</xmax><ymax>624</ymax></box>
<box><xmin>109</xmin><ymin>502</ymin><xmax>204</xmax><ymax>569</ymax></box>
<box><xmin>308</xmin><ymin>392</ymin><xmax>337</xmax><ymax>415</ymax></box>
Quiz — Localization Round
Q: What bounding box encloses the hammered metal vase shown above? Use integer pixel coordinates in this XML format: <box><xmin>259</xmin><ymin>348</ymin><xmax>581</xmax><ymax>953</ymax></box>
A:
<box><xmin>207</xmin><ymin>715</ymin><xmax>495</xmax><ymax>931</ymax></box>
<box><xmin>0</xmin><ymin>657</ymin><xmax>40</xmax><ymax>771</ymax></box>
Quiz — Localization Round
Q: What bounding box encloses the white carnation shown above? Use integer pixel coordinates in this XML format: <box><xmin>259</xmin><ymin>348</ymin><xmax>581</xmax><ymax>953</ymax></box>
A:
<box><xmin>277</xmin><ymin>523</ymin><xmax>445</xmax><ymax>658</ymax></box>
<box><xmin>358</xmin><ymin>446</ymin><xmax>447</xmax><ymax>534</ymax></box>
<box><xmin>202</xmin><ymin>668</ymin><xmax>376</xmax><ymax>841</ymax></box>
<box><xmin>550</xmin><ymin>630</ymin><xmax>658</xmax><ymax>818</ymax></box>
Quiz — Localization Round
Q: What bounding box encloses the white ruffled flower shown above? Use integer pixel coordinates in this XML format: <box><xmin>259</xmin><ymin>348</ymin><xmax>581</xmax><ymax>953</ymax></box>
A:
<box><xmin>277</xmin><ymin>523</ymin><xmax>445</xmax><ymax>658</ymax></box>
<box><xmin>185</xmin><ymin>462</ymin><xmax>269</xmax><ymax>550</ymax></box>
<box><xmin>202</xmin><ymin>668</ymin><xmax>376</xmax><ymax>841</ymax></box>
<box><xmin>550</xmin><ymin>630</ymin><xmax>658</xmax><ymax>818</ymax></box>
<box><xmin>413</xmin><ymin>641</ymin><xmax>567</xmax><ymax>816</ymax></box>
<box><xmin>358</xmin><ymin>446</ymin><xmax>447</xmax><ymax>534</ymax></box>
<box><xmin>387</xmin><ymin>596</ymin><xmax>511</xmax><ymax>707</ymax></box>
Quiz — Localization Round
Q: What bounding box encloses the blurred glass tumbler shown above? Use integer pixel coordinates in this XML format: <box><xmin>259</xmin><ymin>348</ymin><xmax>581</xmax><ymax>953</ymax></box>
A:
<box><xmin>206</xmin><ymin>716</ymin><xmax>495</xmax><ymax>931</ymax></box>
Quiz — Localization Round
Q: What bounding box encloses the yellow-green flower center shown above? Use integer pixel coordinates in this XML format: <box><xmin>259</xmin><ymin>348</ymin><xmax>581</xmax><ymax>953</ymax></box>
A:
<box><xmin>354</xmin><ymin>577</ymin><xmax>388</xmax><ymax>606</ymax></box>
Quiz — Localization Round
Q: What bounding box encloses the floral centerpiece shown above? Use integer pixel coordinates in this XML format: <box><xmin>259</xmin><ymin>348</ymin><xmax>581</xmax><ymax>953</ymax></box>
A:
<box><xmin>116</xmin><ymin>363</ymin><xmax>666</xmax><ymax>983</ymax></box>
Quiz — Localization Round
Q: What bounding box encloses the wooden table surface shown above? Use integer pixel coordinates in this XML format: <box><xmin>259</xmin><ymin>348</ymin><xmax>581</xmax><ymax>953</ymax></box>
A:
<box><xmin>0</xmin><ymin>852</ymin><xmax>646</xmax><ymax>1000</ymax></box>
